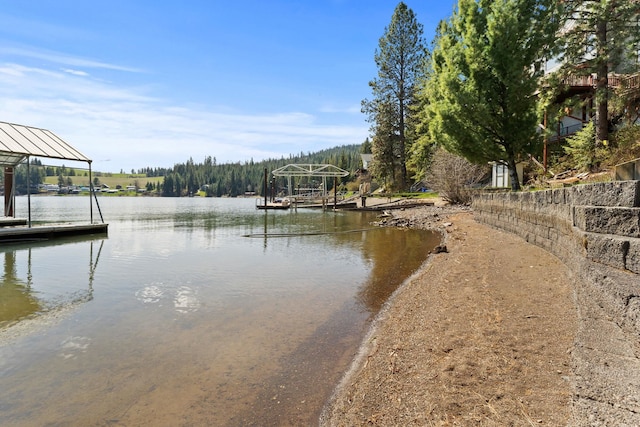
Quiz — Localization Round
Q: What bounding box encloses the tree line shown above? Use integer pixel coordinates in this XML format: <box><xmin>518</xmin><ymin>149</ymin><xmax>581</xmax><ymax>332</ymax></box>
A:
<box><xmin>6</xmin><ymin>145</ymin><xmax>364</xmax><ymax>197</ymax></box>
<box><xmin>366</xmin><ymin>1</ymin><xmax>640</xmax><ymax>191</ymax></box>
<box><xmin>8</xmin><ymin>1</ymin><xmax>640</xmax><ymax>197</ymax></box>
<box><xmin>160</xmin><ymin>145</ymin><xmax>364</xmax><ymax>197</ymax></box>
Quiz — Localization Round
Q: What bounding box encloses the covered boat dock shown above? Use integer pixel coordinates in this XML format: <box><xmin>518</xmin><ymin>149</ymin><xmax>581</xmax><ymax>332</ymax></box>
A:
<box><xmin>0</xmin><ymin>121</ymin><xmax>107</xmax><ymax>242</ymax></box>
<box><xmin>270</xmin><ymin>163</ymin><xmax>352</xmax><ymax>209</ymax></box>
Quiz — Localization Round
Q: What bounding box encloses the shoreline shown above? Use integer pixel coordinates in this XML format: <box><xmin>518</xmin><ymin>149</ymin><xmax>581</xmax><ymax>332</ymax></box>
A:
<box><xmin>321</xmin><ymin>204</ymin><xmax>577</xmax><ymax>425</ymax></box>
<box><xmin>320</xmin><ymin>204</ymin><xmax>462</xmax><ymax>424</ymax></box>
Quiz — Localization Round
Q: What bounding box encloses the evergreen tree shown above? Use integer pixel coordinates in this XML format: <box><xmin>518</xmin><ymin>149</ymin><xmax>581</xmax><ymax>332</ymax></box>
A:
<box><xmin>362</xmin><ymin>2</ymin><xmax>427</xmax><ymax>190</ymax></box>
<box><xmin>564</xmin><ymin>121</ymin><xmax>598</xmax><ymax>170</ymax></box>
<box><xmin>369</xmin><ymin>97</ymin><xmax>400</xmax><ymax>187</ymax></box>
<box><xmin>361</xmin><ymin>138</ymin><xmax>372</xmax><ymax>154</ymax></box>
<box><xmin>162</xmin><ymin>174</ymin><xmax>175</xmax><ymax>196</ymax></box>
<box><xmin>556</xmin><ymin>0</ymin><xmax>640</xmax><ymax>145</ymax></box>
<box><xmin>419</xmin><ymin>0</ymin><xmax>558</xmax><ymax>190</ymax></box>
<box><xmin>12</xmin><ymin>159</ymin><xmax>44</xmax><ymax>194</ymax></box>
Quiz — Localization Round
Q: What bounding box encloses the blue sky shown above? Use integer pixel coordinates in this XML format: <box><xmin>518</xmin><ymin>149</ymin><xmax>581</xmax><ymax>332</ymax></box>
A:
<box><xmin>0</xmin><ymin>1</ymin><xmax>455</xmax><ymax>172</ymax></box>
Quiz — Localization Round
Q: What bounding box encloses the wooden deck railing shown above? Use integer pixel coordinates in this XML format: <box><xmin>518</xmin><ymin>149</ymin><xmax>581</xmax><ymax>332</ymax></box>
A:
<box><xmin>547</xmin><ymin>122</ymin><xmax>587</xmax><ymax>144</ymax></box>
<box><xmin>562</xmin><ymin>74</ymin><xmax>596</xmax><ymax>87</ymax></box>
<box><xmin>620</xmin><ymin>73</ymin><xmax>640</xmax><ymax>91</ymax></box>
<box><xmin>561</xmin><ymin>72</ymin><xmax>640</xmax><ymax>90</ymax></box>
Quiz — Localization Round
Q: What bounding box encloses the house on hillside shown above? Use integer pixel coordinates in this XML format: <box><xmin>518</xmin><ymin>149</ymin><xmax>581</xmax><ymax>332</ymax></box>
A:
<box><xmin>360</xmin><ymin>153</ymin><xmax>373</xmax><ymax>171</ymax></box>
<box><xmin>543</xmin><ymin>73</ymin><xmax>640</xmax><ymax>146</ymax></box>
<box><xmin>538</xmin><ymin>5</ymin><xmax>640</xmax><ymax>172</ymax></box>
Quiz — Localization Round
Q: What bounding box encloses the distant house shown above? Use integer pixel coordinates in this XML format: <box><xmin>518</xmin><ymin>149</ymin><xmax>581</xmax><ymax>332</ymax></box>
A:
<box><xmin>39</xmin><ymin>184</ymin><xmax>60</xmax><ymax>193</ymax></box>
<box><xmin>360</xmin><ymin>154</ymin><xmax>373</xmax><ymax>171</ymax></box>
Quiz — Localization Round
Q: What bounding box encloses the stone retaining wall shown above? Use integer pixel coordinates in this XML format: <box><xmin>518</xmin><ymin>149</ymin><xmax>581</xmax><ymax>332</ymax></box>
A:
<box><xmin>473</xmin><ymin>181</ymin><xmax>640</xmax><ymax>426</ymax></box>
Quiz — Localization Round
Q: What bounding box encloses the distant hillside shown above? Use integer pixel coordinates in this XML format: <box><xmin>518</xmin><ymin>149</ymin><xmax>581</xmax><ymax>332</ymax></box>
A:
<box><xmin>40</xmin><ymin>144</ymin><xmax>366</xmax><ymax>197</ymax></box>
<box><xmin>160</xmin><ymin>144</ymin><xmax>365</xmax><ymax>197</ymax></box>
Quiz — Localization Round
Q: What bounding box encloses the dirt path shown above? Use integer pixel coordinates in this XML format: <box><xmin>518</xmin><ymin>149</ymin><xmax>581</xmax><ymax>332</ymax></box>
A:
<box><xmin>321</xmin><ymin>210</ymin><xmax>577</xmax><ymax>426</ymax></box>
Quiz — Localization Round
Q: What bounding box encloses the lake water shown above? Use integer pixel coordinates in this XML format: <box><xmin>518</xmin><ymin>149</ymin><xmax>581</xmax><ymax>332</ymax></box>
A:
<box><xmin>0</xmin><ymin>196</ymin><xmax>439</xmax><ymax>426</ymax></box>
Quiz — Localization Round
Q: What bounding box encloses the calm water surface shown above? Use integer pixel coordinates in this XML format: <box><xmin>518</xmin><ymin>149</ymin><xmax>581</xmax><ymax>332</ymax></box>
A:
<box><xmin>0</xmin><ymin>196</ymin><xmax>439</xmax><ymax>426</ymax></box>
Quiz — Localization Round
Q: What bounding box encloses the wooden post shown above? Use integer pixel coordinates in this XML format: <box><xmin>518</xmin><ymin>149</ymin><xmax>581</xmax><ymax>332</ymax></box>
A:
<box><xmin>270</xmin><ymin>178</ymin><xmax>274</xmax><ymax>203</ymax></box>
<box><xmin>333</xmin><ymin>177</ymin><xmax>337</xmax><ymax>210</ymax></box>
<box><xmin>263</xmin><ymin>168</ymin><xmax>268</xmax><ymax>208</ymax></box>
<box><xmin>89</xmin><ymin>162</ymin><xmax>93</xmax><ymax>223</ymax></box>
<box><xmin>4</xmin><ymin>167</ymin><xmax>13</xmax><ymax>217</ymax></box>
<box><xmin>26</xmin><ymin>159</ymin><xmax>31</xmax><ymax>227</ymax></box>
<box><xmin>543</xmin><ymin>110</ymin><xmax>548</xmax><ymax>174</ymax></box>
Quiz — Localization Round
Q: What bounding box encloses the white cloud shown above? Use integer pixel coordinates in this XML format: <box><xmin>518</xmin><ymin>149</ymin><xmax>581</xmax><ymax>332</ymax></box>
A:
<box><xmin>0</xmin><ymin>46</ymin><xmax>144</xmax><ymax>73</ymax></box>
<box><xmin>0</xmin><ymin>63</ymin><xmax>367</xmax><ymax>172</ymax></box>
<box><xmin>62</xmin><ymin>68</ymin><xmax>89</xmax><ymax>77</ymax></box>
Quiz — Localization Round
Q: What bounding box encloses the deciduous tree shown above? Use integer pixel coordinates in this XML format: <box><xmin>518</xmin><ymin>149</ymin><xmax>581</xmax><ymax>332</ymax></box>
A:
<box><xmin>425</xmin><ymin>147</ymin><xmax>489</xmax><ymax>204</ymax></box>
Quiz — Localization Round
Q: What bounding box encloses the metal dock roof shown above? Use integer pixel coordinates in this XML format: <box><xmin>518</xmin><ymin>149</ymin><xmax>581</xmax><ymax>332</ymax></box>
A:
<box><xmin>0</xmin><ymin>121</ymin><xmax>91</xmax><ymax>167</ymax></box>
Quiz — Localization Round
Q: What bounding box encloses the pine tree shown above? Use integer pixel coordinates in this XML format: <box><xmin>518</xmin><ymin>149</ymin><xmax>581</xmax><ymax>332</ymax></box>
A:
<box><xmin>419</xmin><ymin>0</ymin><xmax>558</xmax><ymax>190</ymax></box>
<box><xmin>362</xmin><ymin>2</ymin><xmax>427</xmax><ymax>190</ymax></box>
<box><xmin>557</xmin><ymin>0</ymin><xmax>640</xmax><ymax>145</ymax></box>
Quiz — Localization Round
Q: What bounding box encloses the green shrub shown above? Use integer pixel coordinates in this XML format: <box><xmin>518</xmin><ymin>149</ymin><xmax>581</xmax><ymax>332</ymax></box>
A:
<box><xmin>564</xmin><ymin>122</ymin><xmax>602</xmax><ymax>171</ymax></box>
<box><xmin>607</xmin><ymin>125</ymin><xmax>640</xmax><ymax>167</ymax></box>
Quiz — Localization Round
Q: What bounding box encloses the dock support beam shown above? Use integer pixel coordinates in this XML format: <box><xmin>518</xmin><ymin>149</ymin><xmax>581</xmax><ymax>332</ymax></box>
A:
<box><xmin>26</xmin><ymin>159</ymin><xmax>31</xmax><ymax>227</ymax></box>
<box><xmin>4</xmin><ymin>167</ymin><xmax>14</xmax><ymax>217</ymax></box>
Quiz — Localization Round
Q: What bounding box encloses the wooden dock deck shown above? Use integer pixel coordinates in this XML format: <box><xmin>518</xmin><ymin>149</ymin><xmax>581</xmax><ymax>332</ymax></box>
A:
<box><xmin>0</xmin><ymin>223</ymin><xmax>108</xmax><ymax>243</ymax></box>
<box><xmin>0</xmin><ymin>217</ymin><xmax>27</xmax><ymax>227</ymax></box>
<box><xmin>297</xmin><ymin>200</ymin><xmax>434</xmax><ymax>211</ymax></box>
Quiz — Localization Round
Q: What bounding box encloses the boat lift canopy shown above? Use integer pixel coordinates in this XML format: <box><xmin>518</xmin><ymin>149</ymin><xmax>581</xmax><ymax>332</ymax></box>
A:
<box><xmin>0</xmin><ymin>121</ymin><xmax>102</xmax><ymax>226</ymax></box>
<box><xmin>0</xmin><ymin>121</ymin><xmax>91</xmax><ymax>166</ymax></box>
<box><xmin>271</xmin><ymin>164</ymin><xmax>349</xmax><ymax>197</ymax></box>
<box><xmin>271</xmin><ymin>164</ymin><xmax>350</xmax><ymax>178</ymax></box>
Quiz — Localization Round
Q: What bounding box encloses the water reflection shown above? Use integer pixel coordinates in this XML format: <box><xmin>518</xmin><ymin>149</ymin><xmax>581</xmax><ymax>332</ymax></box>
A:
<box><xmin>357</xmin><ymin>227</ymin><xmax>441</xmax><ymax>313</ymax></box>
<box><xmin>1</xmin><ymin>197</ymin><xmax>441</xmax><ymax>426</ymax></box>
<box><xmin>244</xmin><ymin>209</ymin><xmax>441</xmax><ymax>315</ymax></box>
<box><xmin>0</xmin><ymin>251</ymin><xmax>41</xmax><ymax>326</ymax></box>
<box><xmin>0</xmin><ymin>237</ymin><xmax>105</xmax><ymax>329</ymax></box>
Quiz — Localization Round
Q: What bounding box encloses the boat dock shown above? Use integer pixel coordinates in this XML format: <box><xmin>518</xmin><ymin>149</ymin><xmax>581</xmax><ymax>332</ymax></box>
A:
<box><xmin>0</xmin><ymin>221</ymin><xmax>108</xmax><ymax>243</ymax></box>
<box><xmin>0</xmin><ymin>121</ymin><xmax>108</xmax><ymax>244</ymax></box>
<box><xmin>296</xmin><ymin>198</ymin><xmax>434</xmax><ymax>211</ymax></box>
<box><xmin>0</xmin><ymin>217</ymin><xmax>27</xmax><ymax>227</ymax></box>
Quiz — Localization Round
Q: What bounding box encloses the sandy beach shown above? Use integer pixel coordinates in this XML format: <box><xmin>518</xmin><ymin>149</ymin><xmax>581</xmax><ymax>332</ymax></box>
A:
<box><xmin>321</xmin><ymin>204</ymin><xmax>577</xmax><ymax>426</ymax></box>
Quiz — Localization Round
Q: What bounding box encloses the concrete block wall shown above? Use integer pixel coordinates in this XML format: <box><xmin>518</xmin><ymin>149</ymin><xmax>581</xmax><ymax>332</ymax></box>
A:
<box><xmin>473</xmin><ymin>181</ymin><xmax>640</xmax><ymax>273</ymax></box>
<box><xmin>472</xmin><ymin>181</ymin><xmax>640</xmax><ymax>426</ymax></box>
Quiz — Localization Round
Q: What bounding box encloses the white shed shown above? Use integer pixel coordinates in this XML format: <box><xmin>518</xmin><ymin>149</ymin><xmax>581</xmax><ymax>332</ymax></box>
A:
<box><xmin>491</xmin><ymin>162</ymin><xmax>524</xmax><ymax>188</ymax></box>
